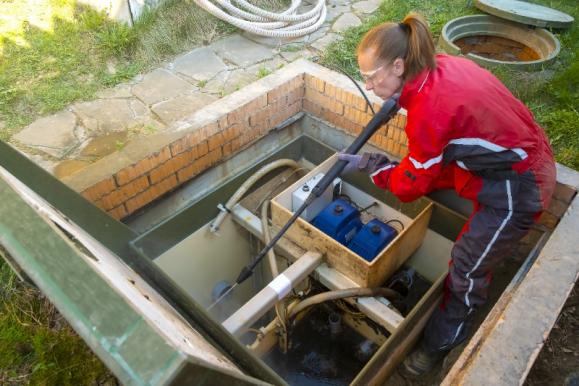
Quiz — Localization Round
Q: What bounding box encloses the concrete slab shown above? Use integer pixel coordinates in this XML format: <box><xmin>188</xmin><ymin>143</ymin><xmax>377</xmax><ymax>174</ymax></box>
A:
<box><xmin>13</xmin><ymin>111</ymin><xmax>79</xmax><ymax>158</ymax></box>
<box><xmin>152</xmin><ymin>93</ymin><xmax>218</xmax><ymax>124</ymax></box>
<box><xmin>72</xmin><ymin>98</ymin><xmax>152</xmax><ymax>134</ymax></box>
<box><xmin>53</xmin><ymin>159</ymin><xmax>91</xmax><ymax>179</ymax></box>
<box><xmin>332</xmin><ymin>12</ymin><xmax>362</xmax><ymax>32</ymax></box>
<box><xmin>132</xmin><ymin>69</ymin><xmax>196</xmax><ymax>106</ymax></box>
<box><xmin>211</xmin><ymin>34</ymin><xmax>275</xmax><ymax>67</ymax></box>
<box><xmin>174</xmin><ymin>47</ymin><xmax>228</xmax><ymax>81</ymax></box>
<box><xmin>353</xmin><ymin>0</ymin><xmax>381</xmax><ymax>14</ymax></box>
<box><xmin>80</xmin><ymin>131</ymin><xmax>129</xmax><ymax>158</ymax></box>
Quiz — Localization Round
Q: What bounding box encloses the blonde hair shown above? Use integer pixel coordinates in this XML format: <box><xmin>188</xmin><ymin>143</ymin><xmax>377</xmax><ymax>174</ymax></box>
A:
<box><xmin>357</xmin><ymin>13</ymin><xmax>436</xmax><ymax>80</ymax></box>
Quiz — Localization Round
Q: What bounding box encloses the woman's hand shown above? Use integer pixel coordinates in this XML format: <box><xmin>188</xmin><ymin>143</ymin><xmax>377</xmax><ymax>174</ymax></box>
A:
<box><xmin>338</xmin><ymin>152</ymin><xmax>391</xmax><ymax>175</ymax></box>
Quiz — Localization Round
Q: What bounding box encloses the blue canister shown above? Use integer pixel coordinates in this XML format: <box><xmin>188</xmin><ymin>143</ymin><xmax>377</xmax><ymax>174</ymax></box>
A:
<box><xmin>312</xmin><ymin>198</ymin><xmax>363</xmax><ymax>245</ymax></box>
<box><xmin>348</xmin><ymin>219</ymin><xmax>398</xmax><ymax>262</ymax></box>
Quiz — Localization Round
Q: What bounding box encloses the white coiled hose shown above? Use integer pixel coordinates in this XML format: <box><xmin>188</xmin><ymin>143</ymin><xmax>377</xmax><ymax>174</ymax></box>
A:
<box><xmin>194</xmin><ymin>0</ymin><xmax>327</xmax><ymax>38</ymax></box>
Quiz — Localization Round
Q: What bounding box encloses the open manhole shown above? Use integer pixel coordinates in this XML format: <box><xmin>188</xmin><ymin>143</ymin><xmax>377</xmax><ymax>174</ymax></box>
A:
<box><xmin>440</xmin><ymin>0</ymin><xmax>573</xmax><ymax>70</ymax></box>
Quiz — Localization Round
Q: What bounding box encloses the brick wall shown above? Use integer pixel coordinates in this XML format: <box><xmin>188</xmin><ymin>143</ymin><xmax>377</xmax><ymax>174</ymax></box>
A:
<box><xmin>75</xmin><ymin>62</ymin><xmax>409</xmax><ymax>220</ymax></box>
<box><xmin>303</xmin><ymin>74</ymin><xmax>408</xmax><ymax>159</ymax></box>
<box><xmin>80</xmin><ymin>75</ymin><xmax>305</xmax><ymax>219</ymax></box>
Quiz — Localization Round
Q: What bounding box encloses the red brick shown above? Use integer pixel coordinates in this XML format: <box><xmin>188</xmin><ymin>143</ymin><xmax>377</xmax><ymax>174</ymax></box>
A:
<box><xmin>223</xmin><ymin>142</ymin><xmax>233</xmax><ymax>157</ymax></box>
<box><xmin>303</xmin><ymin>100</ymin><xmax>322</xmax><ymax>117</ymax></box>
<box><xmin>125</xmin><ymin>175</ymin><xmax>178</xmax><ymax>213</ymax></box>
<box><xmin>208</xmin><ymin>132</ymin><xmax>224</xmax><ymax>151</ymax></box>
<box><xmin>197</xmin><ymin>141</ymin><xmax>209</xmax><ymax>157</ymax></box>
<box><xmin>108</xmin><ymin>205</ymin><xmax>128</xmax><ymax>220</ymax></box>
<box><xmin>177</xmin><ymin>163</ymin><xmax>199</xmax><ymax>182</ymax></box>
<box><xmin>82</xmin><ymin>177</ymin><xmax>116</xmax><ymax>202</ymax></box>
<box><xmin>223</xmin><ymin>124</ymin><xmax>241</xmax><ymax>142</ymax></box>
<box><xmin>218</xmin><ymin>115</ymin><xmax>228</xmax><ymax>130</ymax></box>
<box><xmin>115</xmin><ymin>147</ymin><xmax>171</xmax><ymax>185</ymax></box>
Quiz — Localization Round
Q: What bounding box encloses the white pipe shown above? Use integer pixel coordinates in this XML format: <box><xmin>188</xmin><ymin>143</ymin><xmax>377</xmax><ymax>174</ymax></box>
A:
<box><xmin>193</xmin><ymin>0</ymin><xmax>327</xmax><ymax>38</ymax></box>
<box><xmin>223</xmin><ymin>251</ymin><xmax>322</xmax><ymax>337</ymax></box>
<box><xmin>209</xmin><ymin>159</ymin><xmax>300</xmax><ymax>233</ymax></box>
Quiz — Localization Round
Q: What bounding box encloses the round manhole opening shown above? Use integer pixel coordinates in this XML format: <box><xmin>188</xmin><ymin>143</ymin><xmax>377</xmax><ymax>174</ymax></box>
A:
<box><xmin>440</xmin><ymin>15</ymin><xmax>561</xmax><ymax>70</ymax></box>
<box><xmin>454</xmin><ymin>35</ymin><xmax>540</xmax><ymax>62</ymax></box>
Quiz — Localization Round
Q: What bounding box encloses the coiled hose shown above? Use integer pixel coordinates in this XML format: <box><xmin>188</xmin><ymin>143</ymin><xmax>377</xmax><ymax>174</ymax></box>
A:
<box><xmin>193</xmin><ymin>0</ymin><xmax>327</xmax><ymax>38</ymax></box>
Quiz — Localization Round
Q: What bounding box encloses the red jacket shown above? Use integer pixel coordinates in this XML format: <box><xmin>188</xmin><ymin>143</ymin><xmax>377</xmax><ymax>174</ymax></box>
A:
<box><xmin>371</xmin><ymin>54</ymin><xmax>555</xmax><ymax>212</ymax></box>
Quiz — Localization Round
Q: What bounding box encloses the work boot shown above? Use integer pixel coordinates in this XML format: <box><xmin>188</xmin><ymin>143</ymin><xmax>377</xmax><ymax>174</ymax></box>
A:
<box><xmin>403</xmin><ymin>344</ymin><xmax>446</xmax><ymax>376</ymax></box>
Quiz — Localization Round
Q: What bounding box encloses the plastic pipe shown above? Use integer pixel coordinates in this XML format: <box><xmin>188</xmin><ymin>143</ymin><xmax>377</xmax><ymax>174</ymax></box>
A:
<box><xmin>288</xmin><ymin>287</ymin><xmax>400</xmax><ymax>320</ymax></box>
<box><xmin>223</xmin><ymin>251</ymin><xmax>322</xmax><ymax>337</ymax></box>
<box><xmin>209</xmin><ymin>159</ymin><xmax>300</xmax><ymax>233</ymax></box>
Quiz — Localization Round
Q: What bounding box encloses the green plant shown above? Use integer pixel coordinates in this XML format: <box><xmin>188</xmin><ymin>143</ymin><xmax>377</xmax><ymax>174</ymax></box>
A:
<box><xmin>0</xmin><ymin>255</ymin><xmax>112</xmax><ymax>385</ymax></box>
<box><xmin>100</xmin><ymin>62</ymin><xmax>142</xmax><ymax>87</ymax></box>
<box><xmin>115</xmin><ymin>140</ymin><xmax>126</xmax><ymax>151</ymax></box>
<box><xmin>256</xmin><ymin>66</ymin><xmax>272</xmax><ymax>79</ymax></box>
<box><xmin>96</xmin><ymin>23</ymin><xmax>137</xmax><ymax>56</ymax></box>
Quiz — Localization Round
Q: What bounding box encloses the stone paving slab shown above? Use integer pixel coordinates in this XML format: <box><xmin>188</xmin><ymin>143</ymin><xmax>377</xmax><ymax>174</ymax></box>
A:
<box><xmin>211</xmin><ymin>34</ymin><xmax>276</xmax><ymax>67</ymax></box>
<box><xmin>10</xmin><ymin>0</ymin><xmax>388</xmax><ymax>175</ymax></box>
<box><xmin>311</xmin><ymin>33</ymin><xmax>341</xmax><ymax>52</ymax></box>
<box><xmin>152</xmin><ymin>92</ymin><xmax>218</xmax><ymax>124</ymax></box>
<box><xmin>352</xmin><ymin>0</ymin><xmax>381</xmax><ymax>14</ymax></box>
<box><xmin>326</xmin><ymin>4</ymin><xmax>351</xmax><ymax>22</ymax></box>
<box><xmin>96</xmin><ymin>84</ymin><xmax>134</xmax><ymax>99</ymax></box>
<box><xmin>72</xmin><ymin>98</ymin><xmax>155</xmax><ymax>134</ymax></box>
<box><xmin>173</xmin><ymin>47</ymin><xmax>228</xmax><ymax>82</ymax></box>
<box><xmin>132</xmin><ymin>69</ymin><xmax>197</xmax><ymax>106</ymax></box>
<box><xmin>13</xmin><ymin>111</ymin><xmax>78</xmax><ymax>159</ymax></box>
<box><xmin>333</xmin><ymin>12</ymin><xmax>362</xmax><ymax>32</ymax></box>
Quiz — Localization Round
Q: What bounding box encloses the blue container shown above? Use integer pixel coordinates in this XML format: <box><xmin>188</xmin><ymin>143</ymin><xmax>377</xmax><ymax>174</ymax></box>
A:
<box><xmin>348</xmin><ymin>219</ymin><xmax>398</xmax><ymax>262</ymax></box>
<box><xmin>312</xmin><ymin>198</ymin><xmax>363</xmax><ymax>245</ymax></box>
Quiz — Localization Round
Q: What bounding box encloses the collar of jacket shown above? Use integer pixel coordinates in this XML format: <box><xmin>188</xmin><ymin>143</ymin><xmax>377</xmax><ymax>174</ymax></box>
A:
<box><xmin>399</xmin><ymin>66</ymin><xmax>431</xmax><ymax>109</ymax></box>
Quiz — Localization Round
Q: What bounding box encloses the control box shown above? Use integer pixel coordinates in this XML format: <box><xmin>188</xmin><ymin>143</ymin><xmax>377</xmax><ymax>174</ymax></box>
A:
<box><xmin>291</xmin><ymin>172</ymin><xmax>333</xmax><ymax>222</ymax></box>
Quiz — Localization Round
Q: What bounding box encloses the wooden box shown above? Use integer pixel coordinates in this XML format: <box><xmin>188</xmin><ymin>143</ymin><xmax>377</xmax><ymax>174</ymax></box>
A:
<box><xmin>271</xmin><ymin>154</ymin><xmax>433</xmax><ymax>287</ymax></box>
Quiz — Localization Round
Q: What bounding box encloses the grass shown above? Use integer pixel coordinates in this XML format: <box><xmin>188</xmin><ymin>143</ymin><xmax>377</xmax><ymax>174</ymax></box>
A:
<box><xmin>320</xmin><ymin>0</ymin><xmax>579</xmax><ymax>169</ymax></box>
<box><xmin>0</xmin><ymin>0</ymin><xmax>240</xmax><ymax>142</ymax></box>
<box><xmin>0</xmin><ymin>254</ymin><xmax>113</xmax><ymax>385</ymax></box>
<box><xmin>0</xmin><ymin>0</ymin><xmax>290</xmax><ymax>383</ymax></box>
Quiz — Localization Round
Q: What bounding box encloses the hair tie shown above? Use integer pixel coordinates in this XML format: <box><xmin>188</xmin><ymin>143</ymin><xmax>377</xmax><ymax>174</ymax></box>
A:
<box><xmin>398</xmin><ymin>22</ymin><xmax>409</xmax><ymax>32</ymax></box>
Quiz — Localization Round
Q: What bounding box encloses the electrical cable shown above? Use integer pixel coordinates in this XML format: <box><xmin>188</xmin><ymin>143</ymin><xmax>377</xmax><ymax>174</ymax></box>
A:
<box><xmin>325</xmin><ymin>65</ymin><xmax>376</xmax><ymax>115</ymax></box>
<box><xmin>385</xmin><ymin>218</ymin><xmax>404</xmax><ymax>232</ymax></box>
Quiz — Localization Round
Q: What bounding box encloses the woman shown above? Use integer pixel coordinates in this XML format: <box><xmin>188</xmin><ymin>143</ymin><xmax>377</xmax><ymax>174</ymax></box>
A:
<box><xmin>339</xmin><ymin>13</ymin><xmax>556</xmax><ymax>375</ymax></box>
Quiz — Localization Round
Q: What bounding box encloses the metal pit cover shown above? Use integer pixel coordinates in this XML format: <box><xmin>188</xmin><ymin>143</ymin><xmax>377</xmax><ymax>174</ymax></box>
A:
<box><xmin>474</xmin><ymin>0</ymin><xmax>574</xmax><ymax>29</ymax></box>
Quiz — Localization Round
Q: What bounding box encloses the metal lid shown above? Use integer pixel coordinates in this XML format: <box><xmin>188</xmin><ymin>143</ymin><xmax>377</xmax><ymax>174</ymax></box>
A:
<box><xmin>474</xmin><ymin>0</ymin><xmax>574</xmax><ymax>29</ymax></box>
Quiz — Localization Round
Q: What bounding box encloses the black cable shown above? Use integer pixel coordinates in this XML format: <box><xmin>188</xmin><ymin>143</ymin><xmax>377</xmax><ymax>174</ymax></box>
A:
<box><xmin>327</xmin><ymin>65</ymin><xmax>376</xmax><ymax>115</ymax></box>
<box><xmin>385</xmin><ymin>219</ymin><xmax>405</xmax><ymax>231</ymax></box>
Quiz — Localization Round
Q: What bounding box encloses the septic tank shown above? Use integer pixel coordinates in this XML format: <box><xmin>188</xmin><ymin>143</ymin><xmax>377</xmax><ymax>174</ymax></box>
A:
<box><xmin>0</xmin><ymin>60</ymin><xmax>578</xmax><ymax>385</ymax></box>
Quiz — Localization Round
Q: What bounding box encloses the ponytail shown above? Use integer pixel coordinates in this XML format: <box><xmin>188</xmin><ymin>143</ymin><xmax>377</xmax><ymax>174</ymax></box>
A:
<box><xmin>357</xmin><ymin>12</ymin><xmax>436</xmax><ymax>80</ymax></box>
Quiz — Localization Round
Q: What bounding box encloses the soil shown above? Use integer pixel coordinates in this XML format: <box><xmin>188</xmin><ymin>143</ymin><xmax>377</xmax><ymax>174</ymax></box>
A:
<box><xmin>525</xmin><ymin>281</ymin><xmax>579</xmax><ymax>386</ymax></box>
<box><xmin>454</xmin><ymin>35</ymin><xmax>541</xmax><ymax>62</ymax></box>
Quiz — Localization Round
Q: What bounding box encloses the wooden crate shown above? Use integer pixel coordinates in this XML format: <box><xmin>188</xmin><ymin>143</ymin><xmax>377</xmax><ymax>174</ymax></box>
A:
<box><xmin>271</xmin><ymin>154</ymin><xmax>433</xmax><ymax>287</ymax></box>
